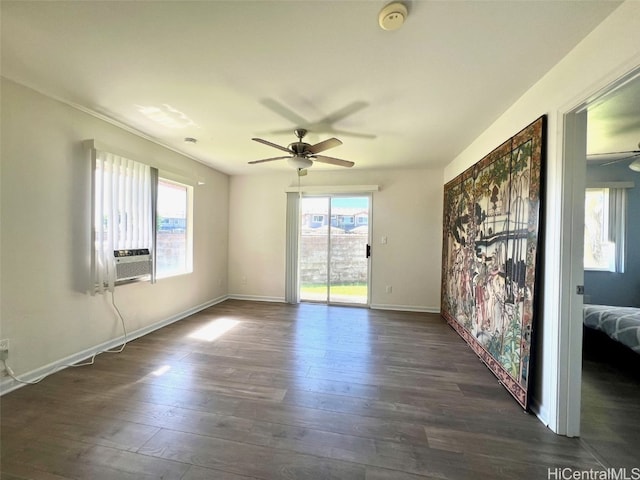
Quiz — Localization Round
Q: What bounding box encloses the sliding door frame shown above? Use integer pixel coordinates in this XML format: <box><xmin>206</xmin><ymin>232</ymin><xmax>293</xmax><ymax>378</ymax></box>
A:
<box><xmin>299</xmin><ymin>193</ymin><xmax>372</xmax><ymax>307</ymax></box>
<box><xmin>284</xmin><ymin>184</ymin><xmax>379</xmax><ymax>306</ymax></box>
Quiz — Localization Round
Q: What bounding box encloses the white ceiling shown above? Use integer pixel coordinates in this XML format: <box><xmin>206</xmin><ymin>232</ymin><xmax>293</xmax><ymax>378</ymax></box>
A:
<box><xmin>1</xmin><ymin>1</ymin><xmax>627</xmax><ymax>175</ymax></box>
<box><xmin>588</xmin><ymin>76</ymin><xmax>640</xmax><ymax>162</ymax></box>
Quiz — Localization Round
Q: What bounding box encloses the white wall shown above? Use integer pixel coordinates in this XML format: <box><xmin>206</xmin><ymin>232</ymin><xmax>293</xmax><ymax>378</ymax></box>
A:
<box><xmin>228</xmin><ymin>173</ymin><xmax>289</xmax><ymax>301</ymax></box>
<box><xmin>0</xmin><ymin>79</ymin><xmax>229</xmax><ymax>386</ymax></box>
<box><xmin>443</xmin><ymin>1</ymin><xmax>640</xmax><ymax>434</ymax></box>
<box><xmin>229</xmin><ymin>168</ymin><xmax>443</xmax><ymax>311</ymax></box>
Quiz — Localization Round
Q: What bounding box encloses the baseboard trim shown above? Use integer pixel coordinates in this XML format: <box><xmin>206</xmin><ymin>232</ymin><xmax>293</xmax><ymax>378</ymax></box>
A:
<box><xmin>226</xmin><ymin>296</ymin><xmax>439</xmax><ymax>313</ymax></box>
<box><xmin>370</xmin><ymin>303</ymin><xmax>440</xmax><ymax>313</ymax></box>
<box><xmin>1</xmin><ymin>296</ymin><xmax>438</xmax><ymax>394</ymax></box>
<box><xmin>227</xmin><ymin>294</ymin><xmax>286</xmax><ymax>303</ymax></box>
<box><xmin>529</xmin><ymin>396</ymin><xmax>549</xmax><ymax>428</ymax></box>
<box><xmin>0</xmin><ymin>295</ymin><xmax>228</xmax><ymax>396</ymax></box>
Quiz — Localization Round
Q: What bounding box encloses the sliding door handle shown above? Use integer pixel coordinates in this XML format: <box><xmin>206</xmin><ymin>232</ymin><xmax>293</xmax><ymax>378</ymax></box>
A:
<box><xmin>366</xmin><ymin>244</ymin><xmax>371</xmax><ymax>258</ymax></box>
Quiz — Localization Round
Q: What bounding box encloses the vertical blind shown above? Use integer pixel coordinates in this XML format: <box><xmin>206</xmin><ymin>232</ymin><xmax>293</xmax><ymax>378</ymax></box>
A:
<box><xmin>92</xmin><ymin>147</ymin><xmax>156</xmax><ymax>293</ymax></box>
<box><xmin>607</xmin><ymin>188</ymin><xmax>626</xmax><ymax>273</ymax></box>
<box><xmin>284</xmin><ymin>192</ymin><xmax>300</xmax><ymax>304</ymax></box>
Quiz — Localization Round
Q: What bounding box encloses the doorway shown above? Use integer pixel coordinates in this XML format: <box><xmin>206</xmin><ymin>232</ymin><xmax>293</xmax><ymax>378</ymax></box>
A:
<box><xmin>299</xmin><ymin>195</ymin><xmax>371</xmax><ymax>305</ymax></box>
<box><xmin>562</xmin><ymin>66</ymin><xmax>640</xmax><ymax>440</ymax></box>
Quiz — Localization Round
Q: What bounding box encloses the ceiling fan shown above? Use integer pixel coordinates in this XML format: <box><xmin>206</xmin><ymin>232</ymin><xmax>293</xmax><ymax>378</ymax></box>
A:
<box><xmin>587</xmin><ymin>141</ymin><xmax>640</xmax><ymax>171</ymax></box>
<box><xmin>248</xmin><ymin>128</ymin><xmax>355</xmax><ymax>171</ymax></box>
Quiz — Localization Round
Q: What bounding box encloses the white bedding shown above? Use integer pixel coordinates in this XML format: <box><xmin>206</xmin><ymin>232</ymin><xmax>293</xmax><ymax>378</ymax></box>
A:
<box><xmin>583</xmin><ymin>304</ymin><xmax>640</xmax><ymax>354</ymax></box>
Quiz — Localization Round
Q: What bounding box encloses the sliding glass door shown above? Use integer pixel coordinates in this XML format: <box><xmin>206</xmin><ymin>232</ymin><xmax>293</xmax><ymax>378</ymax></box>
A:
<box><xmin>299</xmin><ymin>195</ymin><xmax>370</xmax><ymax>305</ymax></box>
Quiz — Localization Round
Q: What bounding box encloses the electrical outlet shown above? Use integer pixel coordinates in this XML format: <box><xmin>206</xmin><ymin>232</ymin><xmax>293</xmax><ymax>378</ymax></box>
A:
<box><xmin>385</xmin><ymin>285</ymin><xmax>392</xmax><ymax>294</ymax></box>
<box><xmin>0</xmin><ymin>339</ymin><xmax>9</xmax><ymax>361</ymax></box>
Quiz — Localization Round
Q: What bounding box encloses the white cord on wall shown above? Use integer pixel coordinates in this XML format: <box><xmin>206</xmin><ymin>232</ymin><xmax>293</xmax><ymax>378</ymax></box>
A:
<box><xmin>1</xmin><ymin>290</ymin><xmax>129</xmax><ymax>386</ymax></box>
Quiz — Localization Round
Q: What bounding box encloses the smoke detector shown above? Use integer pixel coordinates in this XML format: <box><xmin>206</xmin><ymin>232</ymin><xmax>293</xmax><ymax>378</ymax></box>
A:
<box><xmin>378</xmin><ymin>2</ymin><xmax>408</xmax><ymax>31</ymax></box>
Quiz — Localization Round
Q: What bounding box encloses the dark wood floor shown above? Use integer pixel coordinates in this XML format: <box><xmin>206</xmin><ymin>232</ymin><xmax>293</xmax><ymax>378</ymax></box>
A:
<box><xmin>580</xmin><ymin>328</ymin><xmax>640</xmax><ymax>469</ymax></box>
<box><xmin>0</xmin><ymin>300</ymin><xmax>632</xmax><ymax>479</ymax></box>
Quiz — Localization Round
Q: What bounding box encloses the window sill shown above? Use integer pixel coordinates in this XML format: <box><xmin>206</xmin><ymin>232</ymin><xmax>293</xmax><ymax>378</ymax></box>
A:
<box><xmin>156</xmin><ymin>270</ymin><xmax>193</xmax><ymax>281</ymax></box>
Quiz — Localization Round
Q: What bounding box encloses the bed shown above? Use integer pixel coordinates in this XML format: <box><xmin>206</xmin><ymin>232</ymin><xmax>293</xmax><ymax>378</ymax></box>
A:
<box><xmin>583</xmin><ymin>304</ymin><xmax>640</xmax><ymax>354</ymax></box>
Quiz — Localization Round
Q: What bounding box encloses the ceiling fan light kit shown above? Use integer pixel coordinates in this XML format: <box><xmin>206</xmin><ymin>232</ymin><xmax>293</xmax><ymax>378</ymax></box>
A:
<box><xmin>288</xmin><ymin>156</ymin><xmax>313</xmax><ymax>170</ymax></box>
<box><xmin>631</xmin><ymin>142</ymin><xmax>640</xmax><ymax>171</ymax></box>
<box><xmin>378</xmin><ymin>2</ymin><xmax>408</xmax><ymax>31</ymax></box>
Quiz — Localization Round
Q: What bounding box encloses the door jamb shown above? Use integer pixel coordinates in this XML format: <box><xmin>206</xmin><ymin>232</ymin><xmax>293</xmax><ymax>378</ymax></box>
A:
<box><xmin>558</xmin><ymin>65</ymin><xmax>640</xmax><ymax>436</ymax></box>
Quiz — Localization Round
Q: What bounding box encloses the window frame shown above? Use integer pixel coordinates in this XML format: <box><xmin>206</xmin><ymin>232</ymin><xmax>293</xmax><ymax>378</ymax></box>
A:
<box><xmin>155</xmin><ymin>177</ymin><xmax>194</xmax><ymax>279</ymax></box>
<box><xmin>88</xmin><ymin>140</ymin><xmax>196</xmax><ymax>292</ymax></box>
<box><xmin>583</xmin><ymin>186</ymin><xmax>626</xmax><ymax>273</ymax></box>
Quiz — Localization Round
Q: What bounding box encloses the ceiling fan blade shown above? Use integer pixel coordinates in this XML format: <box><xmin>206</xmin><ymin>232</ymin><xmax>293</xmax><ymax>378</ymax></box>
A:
<box><xmin>312</xmin><ymin>155</ymin><xmax>354</xmax><ymax>168</ymax></box>
<box><xmin>262</xmin><ymin>127</ymin><xmax>301</xmax><ymax>136</ymax></box>
<box><xmin>248</xmin><ymin>156</ymin><xmax>290</xmax><ymax>165</ymax></box>
<box><xmin>252</xmin><ymin>137</ymin><xmax>292</xmax><ymax>154</ymax></box>
<box><xmin>598</xmin><ymin>152</ymin><xmax>640</xmax><ymax>166</ymax></box>
<box><xmin>307</xmin><ymin>138</ymin><xmax>342</xmax><ymax>154</ymax></box>
<box><xmin>588</xmin><ymin>149</ymin><xmax>639</xmax><ymax>158</ymax></box>
<box><xmin>327</xmin><ymin>128</ymin><xmax>377</xmax><ymax>139</ymax></box>
<box><xmin>260</xmin><ymin>99</ymin><xmax>309</xmax><ymax>126</ymax></box>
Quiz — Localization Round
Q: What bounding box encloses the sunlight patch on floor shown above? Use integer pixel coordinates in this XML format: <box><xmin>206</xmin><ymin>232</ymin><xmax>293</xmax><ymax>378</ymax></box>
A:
<box><xmin>188</xmin><ymin>318</ymin><xmax>240</xmax><ymax>342</ymax></box>
<box><xmin>151</xmin><ymin>365</ymin><xmax>172</xmax><ymax>377</ymax></box>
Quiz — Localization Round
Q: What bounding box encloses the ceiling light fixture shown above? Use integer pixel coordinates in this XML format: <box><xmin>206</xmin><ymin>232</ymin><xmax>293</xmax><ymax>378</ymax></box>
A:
<box><xmin>287</xmin><ymin>155</ymin><xmax>313</xmax><ymax>170</ymax></box>
<box><xmin>378</xmin><ymin>2</ymin><xmax>408</xmax><ymax>31</ymax></box>
<box><xmin>631</xmin><ymin>142</ymin><xmax>640</xmax><ymax>172</ymax></box>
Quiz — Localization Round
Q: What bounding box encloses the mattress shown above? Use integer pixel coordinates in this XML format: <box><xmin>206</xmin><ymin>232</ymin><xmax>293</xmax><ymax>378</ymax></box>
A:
<box><xmin>583</xmin><ymin>304</ymin><xmax>640</xmax><ymax>354</ymax></box>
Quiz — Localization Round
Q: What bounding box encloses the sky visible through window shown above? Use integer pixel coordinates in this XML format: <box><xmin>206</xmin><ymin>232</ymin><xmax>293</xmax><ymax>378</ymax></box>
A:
<box><xmin>331</xmin><ymin>197</ymin><xmax>368</xmax><ymax>209</ymax></box>
<box><xmin>302</xmin><ymin>196</ymin><xmax>368</xmax><ymax>212</ymax></box>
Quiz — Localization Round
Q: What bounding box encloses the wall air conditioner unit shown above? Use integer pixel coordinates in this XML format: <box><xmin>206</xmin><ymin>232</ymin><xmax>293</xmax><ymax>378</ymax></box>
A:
<box><xmin>114</xmin><ymin>249</ymin><xmax>152</xmax><ymax>282</ymax></box>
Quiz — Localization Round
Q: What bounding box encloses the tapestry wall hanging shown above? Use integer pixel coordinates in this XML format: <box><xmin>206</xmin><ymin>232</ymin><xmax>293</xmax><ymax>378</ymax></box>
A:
<box><xmin>441</xmin><ymin>115</ymin><xmax>546</xmax><ymax>409</ymax></box>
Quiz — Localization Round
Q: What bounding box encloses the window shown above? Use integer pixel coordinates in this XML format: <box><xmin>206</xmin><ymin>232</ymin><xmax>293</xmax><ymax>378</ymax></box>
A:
<box><xmin>92</xmin><ymin>149</ymin><xmax>154</xmax><ymax>292</ymax></box>
<box><xmin>312</xmin><ymin>215</ymin><xmax>324</xmax><ymax>223</ymax></box>
<box><xmin>90</xmin><ymin>141</ymin><xmax>193</xmax><ymax>292</ymax></box>
<box><xmin>156</xmin><ymin>179</ymin><xmax>192</xmax><ymax>278</ymax></box>
<box><xmin>584</xmin><ymin>187</ymin><xmax>626</xmax><ymax>273</ymax></box>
